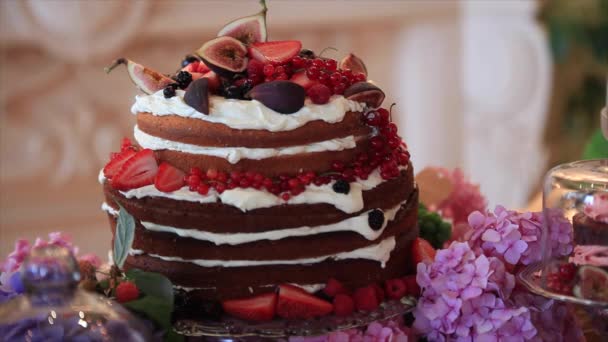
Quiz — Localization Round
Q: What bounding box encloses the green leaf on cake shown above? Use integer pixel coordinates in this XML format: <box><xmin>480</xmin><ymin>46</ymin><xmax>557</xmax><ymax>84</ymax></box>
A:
<box><xmin>126</xmin><ymin>268</ymin><xmax>174</xmax><ymax>306</ymax></box>
<box><xmin>113</xmin><ymin>205</ymin><xmax>136</xmax><ymax>269</ymax></box>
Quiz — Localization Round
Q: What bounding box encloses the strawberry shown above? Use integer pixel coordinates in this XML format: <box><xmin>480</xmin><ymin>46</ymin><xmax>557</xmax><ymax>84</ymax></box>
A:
<box><xmin>120</xmin><ymin>137</ymin><xmax>135</xmax><ymax>152</ymax></box>
<box><xmin>290</xmin><ymin>70</ymin><xmax>318</xmax><ymax>90</ymax></box>
<box><xmin>248</xmin><ymin>40</ymin><xmax>302</xmax><ymax>64</ymax></box>
<box><xmin>276</xmin><ymin>284</ymin><xmax>333</xmax><ymax>319</ymax></box>
<box><xmin>353</xmin><ymin>285</ymin><xmax>379</xmax><ymax>311</ymax></box>
<box><xmin>402</xmin><ymin>275</ymin><xmax>420</xmax><ymax>297</ymax></box>
<box><xmin>116</xmin><ymin>281</ymin><xmax>139</xmax><ymax>303</ymax></box>
<box><xmin>202</xmin><ymin>71</ymin><xmax>221</xmax><ymax>92</ymax></box>
<box><xmin>333</xmin><ymin>293</ymin><xmax>355</xmax><ymax>317</ymax></box>
<box><xmin>222</xmin><ymin>292</ymin><xmax>277</xmax><ymax>322</ymax></box>
<box><xmin>412</xmin><ymin>237</ymin><xmax>436</xmax><ymax>265</ymax></box>
<box><xmin>103</xmin><ymin>149</ymin><xmax>136</xmax><ymax>178</ymax></box>
<box><xmin>154</xmin><ymin>162</ymin><xmax>186</xmax><ymax>192</ymax></box>
<box><xmin>111</xmin><ymin>149</ymin><xmax>158</xmax><ymax>191</ymax></box>
<box><xmin>323</xmin><ymin>278</ymin><xmax>349</xmax><ymax>297</ymax></box>
<box><xmin>384</xmin><ymin>278</ymin><xmax>406</xmax><ymax>300</ymax></box>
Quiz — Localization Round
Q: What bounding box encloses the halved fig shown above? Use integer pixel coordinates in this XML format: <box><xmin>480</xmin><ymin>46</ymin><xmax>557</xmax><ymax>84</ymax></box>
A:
<box><xmin>217</xmin><ymin>0</ymin><xmax>267</xmax><ymax>45</ymax></box>
<box><xmin>247</xmin><ymin>81</ymin><xmax>305</xmax><ymax>114</ymax></box>
<box><xmin>339</xmin><ymin>53</ymin><xmax>367</xmax><ymax>77</ymax></box>
<box><xmin>344</xmin><ymin>82</ymin><xmax>385</xmax><ymax>109</ymax></box>
<box><xmin>104</xmin><ymin>58</ymin><xmax>173</xmax><ymax>94</ymax></box>
<box><xmin>184</xmin><ymin>78</ymin><xmax>210</xmax><ymax>115</ymax></box>
<box><xmin>573</xmin><ymin>265</ymin><xmax>608</xmax><ymax>301</ymax></box>
<box><xmin>196</xmin><ymin>37</ymin><xmax>248</xmax><ymax>78</ymax></box>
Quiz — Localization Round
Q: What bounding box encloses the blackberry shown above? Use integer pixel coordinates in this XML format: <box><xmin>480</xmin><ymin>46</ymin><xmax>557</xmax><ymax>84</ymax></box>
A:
<box><xmin>176</xmin><ymin>71</ymin><xmax>193</xmax><ymax>89</ymax></box>
<box><xmin>368</xmin><ymin>209</ymin><xmax>384</xmax><ymax>231</ymax></box>
<box><xmin>163</xmin><ymin>86</ymin><xmax>176</xmax><ymax>98</ymax></box>
<box><xmin>332</xmin><ymin>179</ymin><xmax>350</xmax><ymax>194</ymax></box>
<box><xmin>298</xmin><ymin>49</ymin><xmax>315</xmax><ymax>59</ymax></box>
<box><xmin>181</xmin><ymin>55</ymin><xmax>199</xmax><ymax>67</ymax></box>
<box><xmin>224</xmin><ymin>85</ymin><xmax>243</xmax><ymax>99</ymax></box>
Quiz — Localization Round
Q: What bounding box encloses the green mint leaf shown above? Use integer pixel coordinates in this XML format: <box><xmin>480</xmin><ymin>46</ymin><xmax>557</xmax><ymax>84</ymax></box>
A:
<box><xmin>126</xmin><ymin>268</ymin><xmax>174</xmax><ymax>306</ymax></box>
<box><xmin>113</xmin><ymin>205</ymin><xmax>135</xmax><ymax>269</ymax></box>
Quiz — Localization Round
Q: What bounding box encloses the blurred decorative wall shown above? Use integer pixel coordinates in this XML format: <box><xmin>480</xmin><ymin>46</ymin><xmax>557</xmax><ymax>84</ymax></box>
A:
<box><xmin>0</xmin><ymin>0</ymin><xmax>550</xmax><ymax>257</ymax></box>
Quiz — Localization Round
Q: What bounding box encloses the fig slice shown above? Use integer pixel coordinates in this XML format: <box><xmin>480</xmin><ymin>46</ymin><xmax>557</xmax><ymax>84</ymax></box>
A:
<box><xmin>339</xmin><ymin>53</ymin><xmax>367</xmax><ymax>77</ymax></box>
<box><xmin>217</xmin><ymin>0</ymin><xmax>267</xmax><ymax>45</ymax></box>
<box><xmin>184</xmin><ymin>78</ymin><xmax>210</xmax><ymax>115</ymax></box>
<box><xmin>104</xmin><ymin>58</ymin><xmax>173</xmax><ymax>94</ymax></box>
<box><xmin>573</xmin><ymin>265</ymin><xmax>608</xmax><ymax>301</ymax></box>
<box><xmin>344</xmin><ymin>82</ymin><xmax>385</xmax><ymax>109</ymax></box>
<box><xmin>196</xmin><ymin>36</ymin><xmax>248</xmax><ymax>78</ymax></box>
<box><xmin>247</xmin><ymin>81</ymin><xmax>305</xmax><ymax>114</ymax></box>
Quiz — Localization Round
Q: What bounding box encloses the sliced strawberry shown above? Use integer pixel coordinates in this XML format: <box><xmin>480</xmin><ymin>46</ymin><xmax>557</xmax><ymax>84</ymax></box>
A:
<box><xmin>353</xmin><ymin>285</ymin><xmax>379</xmax><ymax>311</ymax></box>
<box><xmin>402</xmin><ymin>275</ymin><xmax>420</xmax><ymax>297</ymax></box>
<box><xmin>120</xmin><ymin>137</ymin><xmax>135</xmax><ymax>152</ymax></box>
<box><xmin>111</xmin><ymin>149</ymin><xmax>158</xmax><ymax>191</ymax></box>
<box><xmin>277</xmin><ymin>284</ymin><xmax>333</xmax><ymax>319</ymax></box>
<box><xmin>202</xmin><ymin>71</ymin><xmax>221</xmax><ymax>93</ymax></box>
<box><xmin>412</xmin><ymin>237</ymin><xmax>437</xmax><ymax>265</ymax></box>
<box><xmin>182</xmin><ymin>61</ymin><xmax>210</xmax><ymax>74</ymax></box>
<box><xmin>333</xmin><ymin>294</ymin><xmax>355</xmax><ymax>317</ymax></box>
<box><xmin>323</xmin><ymin>278</ymin><xmax>349</xmax><ymax>297</ymax></box>
<box><xmin>290</xmin><ymin>70</ymin><xmax>318</xmax><ymax>90</ymax></box>
<box><xmin>385</xmin><ymin>278</ymin><xmax>407</xmax><ymax>300</ymax></box>
<box><xmin>222</xmin><ymin>292</ymin><xmax>277</xmax><ymax>322</ymax></box>
<box><xmin>248</xmin><ymin>40</ymin><xmax>302</xmax><ymax>64</ymax></box>
<box><xmin>154</xmin><ymin>162</ymin><xmax>186</xmax><ymax>192</ymax></box>
<box><xmin>103</xmin><ymin>149</ymin><xmax>136</xmax><ymax>178</ymax></box>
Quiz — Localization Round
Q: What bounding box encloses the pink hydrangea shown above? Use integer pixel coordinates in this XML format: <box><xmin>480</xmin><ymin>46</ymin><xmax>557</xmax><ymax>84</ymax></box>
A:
<box><xmin>289</xmin><ymin>318</ymin><xmax>412</xmax><ymax>342</ymax></box>
<box><xmin>436</xmin><ymin>168</ymin><xmax>487</xmax><ymax>225</ymax></box>
<box><xmin>413</xmin><ymin>242</ymin><xmax>530</xmax><ymax>340</ymax></box>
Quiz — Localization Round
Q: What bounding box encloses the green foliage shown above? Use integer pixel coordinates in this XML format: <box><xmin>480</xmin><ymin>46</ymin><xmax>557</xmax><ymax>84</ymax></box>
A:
<box><xmin>583</xmin><ymin>128</ymin><xmax>608</xmax><ymax>159</ymax></box>
<box><xmin>418</xmin><ymin>203</ymin><xmax>451</xmax><ymax>249</ymax></box>
<box><xmin>114</xmin><ymin>206</ymin><xmax>135</xmax><ymax>268</ymax></box>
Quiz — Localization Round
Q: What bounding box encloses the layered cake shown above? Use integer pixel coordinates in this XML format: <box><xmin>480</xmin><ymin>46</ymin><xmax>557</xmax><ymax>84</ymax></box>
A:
<box><xmin>101</xmin><ymin>2</ymin><xmax>419</xmax><ymax>320</ymax></box>
<box><xmin>571</xmin><ymin>192</ymin><xmax>608</xmax><ymax>270</ymax></box>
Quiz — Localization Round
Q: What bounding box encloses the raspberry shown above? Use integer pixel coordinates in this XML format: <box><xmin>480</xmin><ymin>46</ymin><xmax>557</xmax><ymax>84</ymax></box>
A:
<box><xmin>116</xmin><ymin>281</ymin><xmax>139</xmax><ymax>303</ymax></box>
<box><xmin>307</xmin><ymin>84</ymin><xmax>331</xmax><ymax>104</ymax></box>
<box><xmin>323</xmin><ymin>278</ymin><xmax>349</xmax><ymax>297</ymax></box>
<box><xmin>402</xmin><ymin>275</ymin><xmax>420</xmax><ymax>296</ymax></box>
<box><xmin>333</xmin><ymin>294</ymin><xmax>355</xmax><ymax>316</ymax></box>
<box><xmin>385</xmin><ymin>278</ymin><xmax>406</xmax><ymax>299</ymax></box>
<box><xmin>353</xmin><ymin>285</ymin><xmax>379</xmax><ymax>311</ymax></box>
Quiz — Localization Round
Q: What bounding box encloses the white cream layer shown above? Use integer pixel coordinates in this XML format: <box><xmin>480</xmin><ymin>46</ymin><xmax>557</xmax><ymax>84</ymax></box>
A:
<box><xmin>133</xmin><ymin>125</ymin><xmax>358</xmax><ymax>164</ymax></box>
<box><xmin>131</xmin><ymin>91</ymin><xmax>366</xmax><ymax>132</ymax></box>
<box><xmin>102</xmin><ymin>200</ymin><xmax>406</xmax><ymax>245</ymax></box>
<box><xmin>99</xmin><ymin>166</ymin><xmax>406</xmax><ymax>214</ymax></box>
<box><xmin>130</xmin><ymin>236</ymin><xmax>395</xmax><ymax>268</ymax></box>
<box><xmin>172</xmin><ymin>283</ymin><xmax>324</xmax><ymax>294</ymax></box>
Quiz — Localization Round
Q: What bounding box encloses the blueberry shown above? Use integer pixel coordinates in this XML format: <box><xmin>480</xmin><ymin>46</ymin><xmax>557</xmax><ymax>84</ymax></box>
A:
<box><xmin>163</xmin><ymin>86</ymin><xmax>176</xmax><ymax>98</ymax></box>
<box><xmin>298</xmin><ymin>49</ymin><xmax>315</xmax><ymax>59</ymax></box>
<box><xmin>181</xmin><ymin>55</ymin><xmax>199</xmax><ymax>68</ymax></box>
<box><xmin>368</xmin><ymin>209</ymin><xmax>385</xmax><ymax>230</ymax></box>
<box><xmin>332</xmin><ymin>180</ymin><xmax>350</xmax><ymax>194</ymax></box>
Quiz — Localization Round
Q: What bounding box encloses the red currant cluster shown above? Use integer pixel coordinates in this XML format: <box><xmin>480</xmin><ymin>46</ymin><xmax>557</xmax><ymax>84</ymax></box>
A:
<box><xmin>246</xmin><ymin>59</ymin><xmax>299</xmax><ymax>86</ymax></box>
<box><xmin>546</xmin><ymin>263</ymin><xmax>576</xmax><ymax>295</ymax></box>
<box><xmin>292</xmin><ymin>57</ymin><xmax>366</xmax><ymax>95</ymax></box>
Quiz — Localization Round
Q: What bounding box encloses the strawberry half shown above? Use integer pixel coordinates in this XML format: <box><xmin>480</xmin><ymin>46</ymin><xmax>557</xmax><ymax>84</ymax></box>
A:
<box><xmin>248</xmin><ymin>40</ymin><xmax>302</xmax><ymax>64</ymax></box>
<box><xmin>290</xmin><ymin>70</ymin><xmax>318</xmax><ymax>90</ymax></box>
<box><xmin>154</xmin><ymin>162</ymin><xmax>186</xmax><ymax>193</ymax></box>
<box><xmin>276</xmin><ymin>284</ymin><xmax>333</xmax><ymax>319</ymax></box>
<box><xmin>222</xmin><ymin>292</ymin><xmax>277</xmax><ymax>322</ymax></box>
<box><xmin>103</xmin><ymin>149</ymin><xmax>136</xmax><ymax>179</ymax></box>
<box><xmin>412</xmin><ymin>237</ymin><xmax>437</xmax><ymax>265</ymax></box>
<box><xmin>111</xmin><ymin>149</ymin><xmax>158</xmax><ymax>191</ymax></box>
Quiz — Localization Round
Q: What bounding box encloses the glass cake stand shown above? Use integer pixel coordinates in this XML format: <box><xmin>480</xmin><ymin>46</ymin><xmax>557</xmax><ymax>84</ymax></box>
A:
<box><xmin>173</xmin><ymin>297</ymin><xmax>416</xmax><ymax>340</ymax></box>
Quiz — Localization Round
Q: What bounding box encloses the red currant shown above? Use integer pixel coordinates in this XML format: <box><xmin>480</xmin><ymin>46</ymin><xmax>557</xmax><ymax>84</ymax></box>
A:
<box><xmin>306</xmin><ymin>66</ymin><xmax>320</xmax><ymax>80</ymax></box>
<box><xmin>324</xmin><ymin>59</ymin><xmax>337</xmax><ymax>71</ymax></box>
<box><xmin>312</xmin><ymin>58</ymin><xmax>325</xmax><ymax>68</ymax></box>
<box><xmin>307</xmin><ymin>84</ymin><xmax>332</xmax><ymax>104</ymax></box>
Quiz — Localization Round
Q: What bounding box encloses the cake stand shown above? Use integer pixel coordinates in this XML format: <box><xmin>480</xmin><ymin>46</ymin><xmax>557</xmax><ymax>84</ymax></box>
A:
<box><xmin>173</xmin><ymin>297</ymin><xmax>416</xmax><ymax>340</ymax></box>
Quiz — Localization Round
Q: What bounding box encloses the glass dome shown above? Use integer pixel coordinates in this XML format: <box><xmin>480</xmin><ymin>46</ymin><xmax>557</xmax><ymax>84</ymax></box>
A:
<box><xmin>520</xmin><ymin>159</ymin><xmax>608</xmax><ymax>307</ymax></box>
<box><xmin>0</xmin><ymin>245</ymin><xmax>155</xmax><ymax>341</ymax></box>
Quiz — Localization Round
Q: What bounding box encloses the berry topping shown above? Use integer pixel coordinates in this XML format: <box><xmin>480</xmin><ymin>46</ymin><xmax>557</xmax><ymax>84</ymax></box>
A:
<box><xmin>333</xmin><ymin>294</ymin><xmax>355</xmax><ymax>317</ymax></box>
<box><xmin>323</xmin><ymin>278</ymin><xmax>349</xmax><ymax>297</ymax></box>
<box><xmin>385</xmin><ymin>278</ymin><xmax>407</xmax><ymax>300</ymax></box>
<box><xmin>276</xmin><ymin>284</ymin><xmax>333</xmax><ymax>319</ymax></box>
<box><xmin>116</xmin><ymin>281</ymin><xmax>139</xmax><ymax>303</ymax></box>
<box><xmin>222</xmin><ymin>292</ymin><xmax>277</xmax><ymax>322</ymax></box>
<box><xmin>307</xmin><ymin>83</ymin><xmax>332</xmax><ymax>104</ymax></box>
<box><xmin>248</xmin><ymin>40</ymin><xmax>302</xmax><ymax>64</ymax></box>
<box><xmin>184</xmin><ymin>78</ymin><xmax>210</xmax><ymax>114</ymax></box>
<box><xmin>353</xmin><ymin>285</ymin><xmax>379</xmax><ymax>311</ymax></box>
<box><xmin>103</xmin><ymin>149</ymin><xmax>136</xmax><ymax>179</ymax></box>
<box><xmin>332</xmin><ymin>180</ymin><xmax>350</xmax><ymax>194</ymax></box>
<box><xmin>175</xmin><ymin>71</ymin><xmax>193</xmax><ymax>89</ymax></box>
<box><xmin>110</xmin><ymin>149</ymin><xmax>158</xmax><ymax>191</ymax></box>
<box><xmin>412</xmin><ymin>237</ymin><xmax>437</xmax><ymax>265</ymax></box>
<box><xmin>104</xmin><ymin>58</ymin><xmax>174</xmax><ymax>95</ymax></box>
<box><xmin>163</xmin><ymin>85</ymin><xmax>176</xmax><ymax>99</ymax></box>
<box><xmin>368</xmin><ymin>209</ymin><xmax>385</xmax><ymax>230</ymax></box>
<box><xmin>154</xmin><ymin>162</ymin><xmax>186</xmax><ymax>193</ymax></box>
<box><xmin>290</xmin><ymin>70</ymin><xmax>317</xmax><ymax>90</ymax></box>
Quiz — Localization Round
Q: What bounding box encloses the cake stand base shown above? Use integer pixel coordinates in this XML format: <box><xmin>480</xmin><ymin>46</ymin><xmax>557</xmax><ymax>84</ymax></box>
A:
<box><xmin>173</xmin><ymin>297</ymin><xmax>416</xmax><ymax>340</ymax></box>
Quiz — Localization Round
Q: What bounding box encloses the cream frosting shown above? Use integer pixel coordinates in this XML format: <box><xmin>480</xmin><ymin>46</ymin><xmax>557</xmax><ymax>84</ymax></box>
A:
<box><xmin>173</xmin><ymin>283</ymin><xmax>324</xmax><ymax>294</ymax></box>
<box><xmin>583</xmin><ymin>192</ymin><xmax>608</xmax><ymax>224</ymax></box>
<box><xmin>130</xmin><ymin>236</ymin><xmax>395</xmax><ymax>268</ymax></box>
<box><xmin>131</xmin><ymin>91</ymin><xmax>366</xmax><ymax>132</ymax></box>
<box><xmin>102</xmin><ymin>200</ymin><xmax>406</xmax><ymax>245</ymax></box>
<box><xmin>133</xmin><ymin>125</ymin><xmax>358</xmax><ymax>164</ymax></box>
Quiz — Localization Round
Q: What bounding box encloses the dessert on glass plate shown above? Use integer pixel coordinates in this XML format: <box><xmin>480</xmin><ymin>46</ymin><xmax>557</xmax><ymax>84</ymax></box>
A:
<box><xmin>100</xmin><ymin>1</ymin><xmax>423</xmax><ymax>323</ymax></box>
